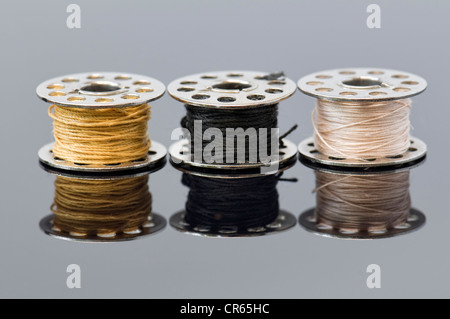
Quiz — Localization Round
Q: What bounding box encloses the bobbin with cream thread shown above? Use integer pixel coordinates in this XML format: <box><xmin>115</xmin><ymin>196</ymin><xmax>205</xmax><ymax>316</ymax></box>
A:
<box><xmin>36</xmin><ymin>72</ymin><xmax>166</xmax><ymax>173</ymax></box>
<box><xmin>297</xmin><ymin>68</ymin><xmax>427</xmax><ymax>168</ymax></box>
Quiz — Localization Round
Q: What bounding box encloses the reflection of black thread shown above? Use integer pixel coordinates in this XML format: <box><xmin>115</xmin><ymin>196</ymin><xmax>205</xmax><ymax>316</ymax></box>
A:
<box><xmin>181</xmin><ymin>104</ymin><xmax>278</xmax><ymax>163</ymax></box>
<box><xmin>182</xmin><ymin>173</ymin><xmax>280</xmax><ymax>228</ymax></box>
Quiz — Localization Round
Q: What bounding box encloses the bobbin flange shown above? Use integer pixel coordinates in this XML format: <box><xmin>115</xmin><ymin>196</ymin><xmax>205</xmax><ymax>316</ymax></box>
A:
<box><xmin>168</xmin><ymin>71</ymin><xmax>296</xmax><ymax>108</ymax></box>
<box><xmin>298</xmin><ymin>136</ymin><xmax>426</xmax><ymax>169</ymax></box>
<box><xmin>169</xmin><ymin>139</ymin><xmax>297</xmax><ymax>178</ymax></box>
<box><xmin>38</xmin><ymin>141</ymin><xmax>167</xmax><ymax>173</ymax></box>
<box><xmin>170</xmin><ymin>210</ymin><xmax>296</xmax><ymax>238</ymax></box>
<box><xmin>40</xmin><ymin>213</ymin><xmax>166</xmax><ymax>243</ymax></box>
<box><xmin>36</xmin><ymin>72</ymin><xmax>165</xmax><ymax>108</ymax></box>
<box><xmin>299</xmin><ymin>208</ymin><xmax>425</xmax><ymax>240</ymax></box>
<box><xmin>297</xmin><ymin>68</ymin><xmax>427</xmax><ymax>102</ymax></box>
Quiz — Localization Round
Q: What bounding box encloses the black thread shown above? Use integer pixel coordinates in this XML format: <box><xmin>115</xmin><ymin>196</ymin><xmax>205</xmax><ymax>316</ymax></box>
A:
<box><xmin>182</xmin><ymin>173</ymin><xmax>281</xmax><ymax>228</ymax></box>
<box><xmin>182</xmin><ymin>104</ymin><xmax>279</xmax><ymax>163</ymax></box>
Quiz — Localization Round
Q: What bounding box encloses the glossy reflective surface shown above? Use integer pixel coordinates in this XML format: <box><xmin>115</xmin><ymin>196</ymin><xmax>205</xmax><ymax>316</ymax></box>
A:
<box><xmin>1</xmin><ymin>0</ymin><xmax>449</xmax><ymax>298</ymax></box>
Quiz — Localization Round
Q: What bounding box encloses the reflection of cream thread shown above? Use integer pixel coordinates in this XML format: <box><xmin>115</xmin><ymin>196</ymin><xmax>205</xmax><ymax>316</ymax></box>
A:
<box><xmin>48</xmin><ymin>103</ymin><xmax>151</xmax><ymax>164</ymax></box>
<box><xmin>314</xmin><ymin>171</ymin><xmax>410</xmax><ymax>231</ymax></box>
<box><xmin>51</xmin><ymin>176</ymin><xmax>151</xmax><ymax>236</ymax></box>
<box><xmin>312</xmin><ymin>99</ymin><xmax>411</xmax><ymax>160</ymax></box>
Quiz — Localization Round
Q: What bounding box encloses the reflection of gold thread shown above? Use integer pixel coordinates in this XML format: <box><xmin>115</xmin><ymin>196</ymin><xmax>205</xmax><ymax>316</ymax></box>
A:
<box><xmin>313</xmin><ymin>99</ymin><xmax>411</xmax><ymax>159</ymax></box>
<box><xmin>48</xmin><ymin>104</ymin><xmax>151</xmax><ymax>165</ymax></box>
<box><xmin>51</xmin><ymin>176</ymin><xmax>151</xmax><ymax>237</ymax></box>
<box><xmin>314</xmin><ymin>171</ymin><xmax>410</xmax><ymax>231</ymax></box>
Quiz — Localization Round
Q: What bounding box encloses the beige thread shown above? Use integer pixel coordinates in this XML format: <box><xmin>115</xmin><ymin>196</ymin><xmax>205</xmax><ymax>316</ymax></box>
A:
<box><xmin>314</xmin><ymin>170</ymin><xmax>410</xmax><ymax>232</ymax></box>
<box><xmin>313</xmin><ymin>99</ymin><xmax>411</xmax><ymax>160</ymax></box>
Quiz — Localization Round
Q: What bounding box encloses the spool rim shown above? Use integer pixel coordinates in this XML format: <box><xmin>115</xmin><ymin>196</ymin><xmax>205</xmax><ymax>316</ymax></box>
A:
<box><xmin>297</xmin><ymin>68</ymin><xmax>427</xmax><ymax>102</ymax></box>
<box><xmin>170</xmin><ymin>210</ymin><xmax>296</xmax><ymax>238</ymax></box>
<box><xmin>36</xmin><ymin>72</ymin><xmax>165</xmax><ymax>108</ymax></box>
<box><xmin>299</xmin><ymin>208</ymin><xmax>425</xmax><ymax>240</ymax></box>
<box><xmin>40</xmin><ymin>213</ymin><xmax>166</xmax><ymax>243</ymax></box>
<box><xmin>38</xmin><ymin>140</ymin><xmax>167</xmax><ymax>174</ymax></box>
<box><xmin>169</xmin><ymin>138</ymin><xmax>297</xmax><ymax>178</ymax></box>
<box><xmin>168</xmin><ymin>70</ymin><xmax>296</xmax><ymax>108</ymax></box>
<box><xmin>298</xmin><ymin>136</ymin><xmax>426</xmax><ymax>170</ymax></box>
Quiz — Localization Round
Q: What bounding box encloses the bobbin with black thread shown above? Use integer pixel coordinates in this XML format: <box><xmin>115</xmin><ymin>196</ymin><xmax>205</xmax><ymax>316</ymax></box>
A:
<box><xmin>39</xmin><ymin>166</ymin><xmax>167</xmax><ymax>243</ymax></box>
<box><xmin>168</xmin><ymin>70</ymin><xmax>298</xmax><ymax>172</ymax></box>
<box><xmin>36</xmin><ymin>72</ymin><xmax>167</xmax><ymax>173</ymax></box>
<box><xmin>297</xmin><ymin>68</ymin><xmax>427</xmax><ymax>169</ymax></box>
<box><xmin>298</xmin><ymin>159</ymin><xmax>426</xmax><ymax>240</ymax></box>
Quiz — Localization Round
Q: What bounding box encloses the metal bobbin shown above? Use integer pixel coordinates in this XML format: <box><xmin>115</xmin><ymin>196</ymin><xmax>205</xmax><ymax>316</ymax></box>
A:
<box><xmin>298</xmin><ymin>160</ymin><xmax>426</xmax><ymax>240</ymax></box>
<box><xmin>168</xmin><ymin>70</ymin><xmax>296</xmax><ymax>108</ymax></box>
<box><xmin>39</xmin><ymin>168</ymin><xmax>167</xmax><ymax>242</ymax></box>
<box><xmin>168</xmin><ymin>70</ymin><xmax>298</xmax><ymax>174</ymax></box>
<box><xmin>36</xmin><ymin>72</ymin><xmax>167</xmax><ymax>172</ymax></box>
<box><xmin>297</xmin><ymin>68</ymin><xmax>427</xmax><ymax>169</ymax></box>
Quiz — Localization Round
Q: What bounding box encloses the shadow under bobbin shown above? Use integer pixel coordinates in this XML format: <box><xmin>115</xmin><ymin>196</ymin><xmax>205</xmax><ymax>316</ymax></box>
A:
<box><xmin>297</xmin><ymin>68</ymin><xmax>427</xmax><ymax>168</ymax></box>
<box><xmin>36</xmin><ymin>72</ymin><xmax>167</xmax><ymax>173</ymax></box>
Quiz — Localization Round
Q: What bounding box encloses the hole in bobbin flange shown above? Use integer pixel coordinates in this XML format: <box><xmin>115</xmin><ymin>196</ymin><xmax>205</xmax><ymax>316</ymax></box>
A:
<box><xmin>80</xmin><ymin>81</ymin><xmax>122</xmax><ymax>95</ymax></box>
<box><xmin>342</xmin><ymin>76</ymin><xmax>383</xmax><ymax>89</ymax></box>
<box><xmin>212</xmin><ymin>80</ymin><xmax>252</xmax><ymax>91</ymax></box>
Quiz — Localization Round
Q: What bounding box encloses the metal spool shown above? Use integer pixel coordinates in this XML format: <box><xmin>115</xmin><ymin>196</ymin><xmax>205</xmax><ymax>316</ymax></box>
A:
<box><xmin>297</xmin><ymin>68</ymin><xmax>427</xmax><ymax>168</ymax></box>
<box><xmin>168</xmin><ymin>70</ymin><xmax>296</xmax><ymax>108</ymax></box>
<box><xmin>298</xmin><ymin>163</ymin><xmax>426</xmax><ymax>240</ymax></box>
<box><xmin>36</xmin><ymin>72</ymin><xmax>166</xmax><ymax>172</ymax></box>
<box><xmin>168</xmin><ymin>70</ymin><xmax>298</xmax><ymax>173</ymax></box>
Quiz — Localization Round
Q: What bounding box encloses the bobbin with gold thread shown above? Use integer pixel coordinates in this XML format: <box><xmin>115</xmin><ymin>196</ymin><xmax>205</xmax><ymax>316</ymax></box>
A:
<box><xmin>36</xmin><ymin>72</ymin><xmax>167</xmax><ymax>173</ymax></box>
<box><xmin>297</xmin><ymin>68</ymin><xmax>427</xmax><ymax>168</ymax></box>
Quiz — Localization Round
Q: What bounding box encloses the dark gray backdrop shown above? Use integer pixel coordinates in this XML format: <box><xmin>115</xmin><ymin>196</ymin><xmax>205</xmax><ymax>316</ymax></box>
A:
<box><xmin>1</xmin><ymin>0</ymin><xmax>448</xmax><ymax>298</ymax></box>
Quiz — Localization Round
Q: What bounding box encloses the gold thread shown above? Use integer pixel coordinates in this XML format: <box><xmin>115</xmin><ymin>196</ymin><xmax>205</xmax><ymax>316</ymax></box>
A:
<box><xmin>48</xmin><ymin>104</ymin><xmax>151</xmax><ymax>165</ymax></box>
<box><xmin>51</xmin><ymin>175</ymin><xmax>152</xmax><ymax>236</ymax></box>
<box><xmin>314</xmin><ymin>171</ymin><xmax>410</xmax><ymax>231</ymax></box>
<box><xmin>313</xmin><ymin>99</ymin><xmax>411</xmax><ymax>160</ymax></box>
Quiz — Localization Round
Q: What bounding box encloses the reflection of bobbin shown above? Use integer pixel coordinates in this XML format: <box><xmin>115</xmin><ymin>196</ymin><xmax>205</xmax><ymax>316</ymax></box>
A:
<box><xmin>298</xmin><ymin>159</ymin><xmax>426</xmax><ymax>240</ymax></box>
<box><xmin>39</xmin><ymin>169</ymin><xmax>166</xmax><ymax>243</ymax></box>
<box><xmin>297</xmin><ymin>68</ymin><xmax>427</xmax><ymax>168</ymax></box>
<box><xmin>168</xmin><ymin>70</ymin><xmax>298</xmax><ymax>171</ymax></box>
<box><xmin>170</xmin><ymin>170</ymin><xmax>297</xmax><ymax>238</ymax></box>
<box><xmin>36</xmin><ymin>72</ymin><xmax>166</xmax><ymax>173</ymax></box>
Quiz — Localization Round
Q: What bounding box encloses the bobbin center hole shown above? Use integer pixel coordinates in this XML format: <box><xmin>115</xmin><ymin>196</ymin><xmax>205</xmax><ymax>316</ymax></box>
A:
<box><xmin>341</xmin><ymin>76</ymin><xmax>384</xmax><ymax>89</ymax></box>
<box><xmin>79</xmin><ymin>81</ymin><xmax>123</xmax><ymax>96</ymax></box>
<box><xmin>211</xmin><ymin>80</ymin><xmax>253</xmax><ymax>93</ymax></box>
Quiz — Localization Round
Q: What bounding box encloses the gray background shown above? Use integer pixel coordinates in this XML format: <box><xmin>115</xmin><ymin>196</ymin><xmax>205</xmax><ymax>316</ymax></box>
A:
<box><xmin>1</xmin><ymin>0</ymin><xmax>448</xmax><ymax>298</ymax></box>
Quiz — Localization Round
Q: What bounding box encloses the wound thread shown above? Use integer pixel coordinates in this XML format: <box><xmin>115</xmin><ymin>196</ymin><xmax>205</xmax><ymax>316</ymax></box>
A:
<box><xmin>182</xmin><ymin>173</ymin><xmax>280</xmax><ymax>228</ymax></box>
<box><xmin>314</xmin><ymin>170</ymin><xmax>411</xmax><ymax>231</ymax></box>
<box><xmin>182</xmin><ymin>104</ymin><xmax>279</xmax><ymax>164</ymax></box>
<box><xmin>51</xmin><ymin>175</ymin><xmax>152</xmax><ymax>237</ymax></box>
<box><xmin>313</xmin><ymin>99</ymin><xmax>411</xmax><ymax>159</ymax></box>
<box><xmin>49</xmin><ymin>103</ymin><xmax>151</xmax><ymax>165</ymax></box>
